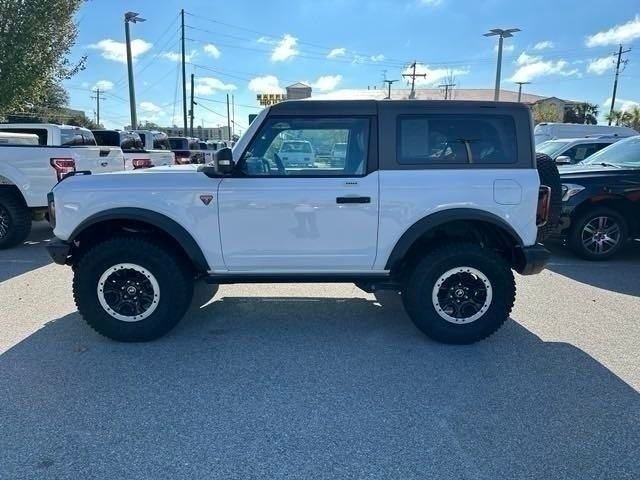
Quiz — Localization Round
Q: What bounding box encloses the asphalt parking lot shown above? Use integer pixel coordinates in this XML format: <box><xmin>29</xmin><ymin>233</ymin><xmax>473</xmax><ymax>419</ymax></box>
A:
<box><xmin>1</xmin><ymin>222</ymin><xmax>639</xmax><ymax>480</ymax></box>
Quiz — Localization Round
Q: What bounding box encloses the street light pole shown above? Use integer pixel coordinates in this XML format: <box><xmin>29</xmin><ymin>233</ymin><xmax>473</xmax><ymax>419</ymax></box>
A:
<box><xmin>124</xmin><ymin>12</ymin><xmax>146</xmax><ymax>129</ymax></box>
<box><xmin>484</xmin><ymin>28</ymin><xmax>520</xmax><ymax>101</ymax></box>
<box><xmin>515</xmin><ymin>81</ymin><xmax>531</xmax><ymax>102</ymax></box>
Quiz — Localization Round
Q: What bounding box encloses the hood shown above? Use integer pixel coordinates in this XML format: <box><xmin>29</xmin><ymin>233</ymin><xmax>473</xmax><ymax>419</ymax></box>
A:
<box><xmin>559</xmin><ymin>163</ymin><xmax>638</xmax><ymax>180</ymax></box>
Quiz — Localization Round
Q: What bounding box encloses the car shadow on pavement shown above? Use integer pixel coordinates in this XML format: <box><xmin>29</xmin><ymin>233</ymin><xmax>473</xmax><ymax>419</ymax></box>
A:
<box><xmin>1</xmin><ymin>293</ymin><xmax>638</xmax><ymax>480</ymax></box>
<box><xmin>545</xmin><ymin>241</ymin><xmax>640</xmax><ymax>296</ymax></box>
<box><xmin>0</xmin><ymin>221</ymin><xmax>53</xmax><ymax>283</ymax></box>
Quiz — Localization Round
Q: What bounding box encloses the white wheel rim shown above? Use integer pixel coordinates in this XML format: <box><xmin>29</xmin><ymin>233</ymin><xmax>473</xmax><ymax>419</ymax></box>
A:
<box><xmin>97</xmin><ymin>263</ymin><xmax>161</xmax><ymax>322</ymax></box>
<box><xmin>431</xmin><ymin>267</ymin><xmax>493</xmax><ymax>325</ymax></box>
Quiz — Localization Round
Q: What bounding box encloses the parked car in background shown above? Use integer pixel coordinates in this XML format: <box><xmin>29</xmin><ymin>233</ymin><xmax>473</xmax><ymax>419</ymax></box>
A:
<box><xmin>534</xmin><ymin>123</ymin><xmax>637</xmax><ymax>145</ymax></box>
<box><xmin>278</xmin><ymin>140</ymin><xmax>315</xmax><ymax>168</ymax></box>
<box><xmin>554</xmin><ymin>135</ymin><xmax>640</xmax><ymax>260</ymax></box>
<box><xmin>536</xmin><ymin>135</ymin><xmax>626</xmax><ymax>165</ymax></box>
<box><xmin>0</xmin><ymin>123</ymin><xmax>125</xmax><ymax>248</ymax></box>
<box><xmin>198</xmin><ymin>141</ymin><xmax>214</xmax><ymax>163</ymax></box>
<box><xmin>330</xmin><ymin>142</ymin><xmax>347</xmax><ymax>167</ymax></box>
<box><xmin>93</xmin><ymin>130</ymin><xmax>153</xmax><ymax>170</ymax></box>
<box><xmin>132</xmin><ymin>130</ymin><xmax>175</xmax><ymax>167</ymax></box>
<box><xmin>168</xmin><ymin>136</ymin><xmax>204</xmax><ymax>164</ymax></box>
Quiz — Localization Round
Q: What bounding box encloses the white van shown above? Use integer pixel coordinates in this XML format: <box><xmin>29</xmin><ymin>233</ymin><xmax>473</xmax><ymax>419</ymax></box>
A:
<box><xmin>534</xmin><ymin>123</ymin><xmax>637</xmax><ymax>145</ymax></box>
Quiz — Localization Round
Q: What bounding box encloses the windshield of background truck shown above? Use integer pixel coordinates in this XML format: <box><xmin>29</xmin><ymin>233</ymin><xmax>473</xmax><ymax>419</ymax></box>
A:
<box><xmin>582</xmin><ymin>136</ymin><xmax>640</xmax><ymax>167</ymax></box>
<box><xmin>537</xmin><ymin>140</ymin><xmax>571</xmax><ymax>157</ymax></box>
<box><xmin>169</xmin><ymin>138</ymin><xmax>186</xmax><ymax>150</ymax></box>
<box><xmin>61</xmin><ymin>128</ymin><xmax>96</xmax><ymax>146</ymax></box>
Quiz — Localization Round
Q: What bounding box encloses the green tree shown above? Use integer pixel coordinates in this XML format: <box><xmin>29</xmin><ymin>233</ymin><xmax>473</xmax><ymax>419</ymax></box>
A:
<box><xmin>620</xmin><ymin>106</ymin><xmax>640</xmax><ymax>131</ymax></box>
<box><xmin>531</xmin><ymin>103</ymin><xmax>562</xmax><ymax>124</ymax></box>
<box><xmin>564</xmin><ymin>102</ymin><xmax>599</xmax><ymax>125</ymax></box>
<box><xmin>0</xmin><ymin>0</ymin><xmax>85</xmax><ymax>115</ymax></box>
<box><xmin>605</xmin><ymin>110</ymin><xmax>632</xmax><ymax>127</ymax></box>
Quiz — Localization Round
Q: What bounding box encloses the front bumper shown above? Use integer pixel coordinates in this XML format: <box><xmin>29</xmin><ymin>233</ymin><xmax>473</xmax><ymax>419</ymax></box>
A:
<box><xmin>514</xmin><ymin>244</ymin><xmax>551</xmax><ymax>275</ymax></box>
<box><xmin>46</xmin><ymin>240</ymin><xmax>71</xmax><ymax>265</ymax></box>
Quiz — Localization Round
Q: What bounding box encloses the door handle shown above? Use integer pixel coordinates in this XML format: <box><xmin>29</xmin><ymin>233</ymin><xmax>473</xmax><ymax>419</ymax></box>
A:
<box><xmin>336</xmin><ymin>196</ymin><xmax>371</xmax><ymax>204</ymax></box>
<box><xmin>100</xmin><ymin>161</ymin><xmax>108</xmax><ymax>167</ymax></box>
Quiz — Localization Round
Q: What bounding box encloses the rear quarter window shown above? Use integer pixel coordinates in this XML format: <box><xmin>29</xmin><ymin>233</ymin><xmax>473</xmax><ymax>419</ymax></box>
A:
<box><xmin>0</xmin><ymin>127</ymin><xmax>48</xmax><ymax>145</ymax></box>
<box><xmin>397</xmin><ymin>114</ymin><xmax>517</xmax><ymax>166</ymax></box>
<box><xmin>61</xmin><ymin>129</ymin><xmax>96</xmax><ymax>146</ymax></box>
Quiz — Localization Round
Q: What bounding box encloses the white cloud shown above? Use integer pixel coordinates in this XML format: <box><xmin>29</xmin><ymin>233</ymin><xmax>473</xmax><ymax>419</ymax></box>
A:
<box><xmin>400</xmin><ymin>63</ymin><xmax>470</xmax><ymax>86</ymax></box>
<box><xmin>603</xmin><ymin>96</ymin><xmax>639</xmax><ymax>112</ymax></box>
<box><xmin>327</xmin><ymin>47</ymin><xmax>347</xmax><ymax>58</ymax></box>
<box><xmin>271</xmin><ymin>34</ymin><xmax>299</xmax><ymax>61</ymax></box>
<box><xmin>533</xmin><ymin>41</ymin><xmax>554</xmax><ymax>50</ymax></box>
<box><xmin>509</xmin><ymin>53</ymin><xmax>578</xmax><ymax>82</ymax></box>
<box><xmin>370</xmin><ymin>54</ymin><xmax>385</xmax><ymax>62</ymax></box>
<box><xmin>312</xmin><ymin>75</ymin><xmax>343</xmax><ymax>92</ymax></box>
<box><xmin>495</xmin><ymin>43</ymin><xmax>515</xmax><ymax>53</ymax></box>
<box><xmin>89</xmin><ymin>38</ymin><xmax>152</xmax><ymax>63</ymax></box>
<box><xmin>248</xmin><ymin>75</ymin><xmax>284</xmax><ymax>93</ymax></box>
<box><xmin>586</xmin><ymin>15</ymin><xmax>640</xmax><ymax>47</ymax></box>
<box><xmin>93</xmin><ymin>80</ymin><xmax>113</xmax><ymax>91</ymax></box>
<box><xmin>193</xmin><ymin>77</ymin><xmax>237</xmax><ymax>96</ymax></box>
<box><xmin>162</xmin><ymin>50</ymin><xmax>197</xmax><ymax>62</ymax></box>
<box><xmin>203</xmin><ymin>44</ymin><xmax>221</xmax><ymax>59</ymax></box>
<box><xmin>139</xmin><ymin>101</ymin><xmax>163</xmax><ymax>114</ymax></box>
<box><xmin>257</xmin><ymin>36</ymin><xmax>272</xmax><ymax>44</ymax></box>
<box><xmin>587</xmin><ymin>56</ymin><xmax>614</xmax><ymax>75</ymax></box>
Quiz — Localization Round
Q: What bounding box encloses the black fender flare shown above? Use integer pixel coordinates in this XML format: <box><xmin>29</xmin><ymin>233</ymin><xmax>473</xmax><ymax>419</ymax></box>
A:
<box><xmin>70</xmin><ymin>207</ymin><xmax>210</xmax><ymax>272</ymax></box>
<box><xmin>384</xmin><ymin>208</ymin><xmax>525</xmax><ymax>270</ymax></box>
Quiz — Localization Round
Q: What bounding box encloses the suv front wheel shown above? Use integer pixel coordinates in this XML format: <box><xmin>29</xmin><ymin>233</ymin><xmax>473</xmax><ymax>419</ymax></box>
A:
<box><xmin>402</xmin><ymin>244</ymin><xmax>516</xmax><ymax>344</ymax></box>
<box><xmin>73</xmin><ymin>236</ymin><xmax>194</xmax><ymax>341</ymax></box>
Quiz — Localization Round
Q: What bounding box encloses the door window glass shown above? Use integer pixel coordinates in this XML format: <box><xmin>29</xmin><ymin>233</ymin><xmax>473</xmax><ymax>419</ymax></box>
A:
<box><xmin>239</xmin><ymin>117</ymin><xmax>369</xmax><ymax>176</ymax></box>
<box><xmin>563</xmin><ymin>143</ymin><xmax>610</xmax><ymax>163</ymax></box>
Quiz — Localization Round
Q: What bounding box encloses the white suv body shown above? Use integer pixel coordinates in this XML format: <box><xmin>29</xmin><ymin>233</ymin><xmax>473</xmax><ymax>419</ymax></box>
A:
<box><xmin>47</xmin><ymin>100</ymin><xmax>552</xmax><ymax>345</ymax></box>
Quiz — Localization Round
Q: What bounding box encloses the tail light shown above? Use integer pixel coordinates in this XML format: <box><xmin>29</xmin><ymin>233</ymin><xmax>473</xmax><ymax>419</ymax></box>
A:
<box><xmin>174</xmin><ymin>152</ymin><xmax>191</xmax><ymax>165</ymax></box>
<box><xmin>537</xmin><ymin>185</ymin><xmax>551</xmax><ymax>227</ymax></box>
<box><xmin>50</xmin><ymin>158</ymin><xmax>76</xmax><ymax>181</ymax></box>
<box><xmin>132</xmin><ymin>158</ymin><xmax>153</xmax><ymax>169</ymax></box>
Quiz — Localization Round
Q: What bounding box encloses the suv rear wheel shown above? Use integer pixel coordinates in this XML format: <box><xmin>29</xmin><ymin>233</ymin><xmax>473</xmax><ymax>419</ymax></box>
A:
<box><xmin>73</xmin><ymin>236</ymin><xmax>194</xmax><ymax>341</ymax></box>
<box><xmin>402</xmin><ymin>243</ymin><xmax>515</xmax><ymax>344</ymax></box>
<box><xmin>569</xmin><ymin>207</ymin><xmax>628</xmax><ymax>260</ymax></box>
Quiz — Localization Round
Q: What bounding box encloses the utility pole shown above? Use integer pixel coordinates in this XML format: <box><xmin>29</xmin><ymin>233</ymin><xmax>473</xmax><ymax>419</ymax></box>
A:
<box><xmin>124</xmin><ymin>12</ymin><xmax>146</xmax><ymax>130</ymax></box>
<box><xmin>515</xmin><ymin>81</ymin><xmax>531</xmax><ymax>102</ymax></box>
<box><xmin>484</xmin><ymin>28</ymin><xmax>520</xmax><ymax>101</ymax></box>
<box><xmin>608</xmin><ymin>44</ymin><xmax>632</xmax><ymax>125</ymax></box>
<box><xmin>438</xmin><ymin>83</ymin><xmax>456</xmax><ymax>100</ymax></box>
<box><xmin>189</xmin><ymin>73</ymin><xmax>195</xmax><ymax>137</ymax></box>
<box><xmin>402</xmin><ymin>62</ymin><xmax>426</xmax><ymax>99</ymax></box>
<box><xmin>383</xmin><ymin>79</ymin><xmax>399</xmax><ymax>99</ymax></box>
<box><xmin>226</xmin><ymin>94</ymin><xmax>231</xmax><ymax>142</ymax></box>
<box><xmin>181</xmin><ymin>9</ymin><xmax>188</xmax><ymax>135</ymax></box>
<box><xmin>91</xmin><ymin>88</ymin><xmax>104</xmax><ymax>125</ymax></box>
<box><xmin>232</xmin><ymin>94</ymin><xmax>235</xmax><ymax>138</ymax></box>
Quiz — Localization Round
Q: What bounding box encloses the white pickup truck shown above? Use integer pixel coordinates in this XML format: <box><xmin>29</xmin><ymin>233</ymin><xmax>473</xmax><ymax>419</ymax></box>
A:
<box><xmin>132</xmin><ymin>130</ymin><xmax>175</xmax><ymax>167</ymax></box>
<box><xmin>0</xmin><ymin>123</ymin><xmax>125</xmax><ymax>248</ymax></box>
<box><xmin>93</xmin><ymin>130</ymin><xmax>173</xmax><ymax>170</ymax></box>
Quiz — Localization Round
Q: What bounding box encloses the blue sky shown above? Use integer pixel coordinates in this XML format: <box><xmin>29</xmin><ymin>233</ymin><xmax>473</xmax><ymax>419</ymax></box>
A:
<box><xmin>65</xmin><ymin>0</ymin><xmax>640</xmax><ymax>131</ymax></box>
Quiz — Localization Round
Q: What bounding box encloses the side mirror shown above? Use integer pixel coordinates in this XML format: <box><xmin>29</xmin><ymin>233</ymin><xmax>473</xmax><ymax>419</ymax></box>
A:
<box><xmin>555</xmin><ymin>155</ymin><xmax>571</xmax><ymax>165</ymax></box>
<box><xmin>215</xmin><ymin>147</ymin><xmax>235</xmax><ymax>174</ymax></box>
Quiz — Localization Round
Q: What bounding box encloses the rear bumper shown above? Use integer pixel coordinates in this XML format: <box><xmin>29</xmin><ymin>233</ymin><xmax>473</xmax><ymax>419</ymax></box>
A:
<box><xmin>514</xmin><ymin>244</ymin><xmax>551</xmax><ymax>275</ymax></box>
<box><xmin>46</xmin><ymin>239</ymin><xmax>71</xmax><ymax>265</ymax></box>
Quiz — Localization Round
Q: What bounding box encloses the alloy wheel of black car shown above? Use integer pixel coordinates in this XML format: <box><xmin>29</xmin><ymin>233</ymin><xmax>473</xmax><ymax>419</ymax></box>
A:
<box><xmin>569</xmin><ymin>207</ymin><xmax>628</xmax><ymax>261</ymax></box>
<box><xmin>580</xmin><ymin>216</ymin><xmax>621</xmax><ymax>256</ymax></box>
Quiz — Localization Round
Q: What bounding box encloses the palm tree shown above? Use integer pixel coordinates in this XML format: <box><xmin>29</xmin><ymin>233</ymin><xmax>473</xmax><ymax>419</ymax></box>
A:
<box><xmin>605</xmin><ymin>110</ymin><xmax>626</xmax><ymax>126</ymax></box>
<box><xmin>625</xmin><ymin>106</ymin><xmax>640</xmax><ymax>131</ymax></box>
<box><xmin>564</xmin><ymin>102</ymin><xmax>599</xmax><ymax>124</ymax></box>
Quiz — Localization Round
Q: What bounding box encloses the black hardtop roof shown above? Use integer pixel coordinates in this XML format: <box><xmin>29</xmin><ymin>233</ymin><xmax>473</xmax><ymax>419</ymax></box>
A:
<box><xmin>269</xmin><ymin>99</ymin><xmax>531</xmax><ymax>115</ymax></box>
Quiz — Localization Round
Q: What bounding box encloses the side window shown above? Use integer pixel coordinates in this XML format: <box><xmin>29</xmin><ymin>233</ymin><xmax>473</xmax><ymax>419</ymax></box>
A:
<box><xmin>563</xmin><ymin>143</ymin><xmax>609</xmax><ymax>163</ymax></box>
<box><xmin>397</xmin><ymin>115</ymin><xmax>517</xmax><ymax>166</ymax></box>
<box><xmin>239</xmin><ymin>117</ymin><xmax>370</xmax><ymax>176</ymax></box>
<box><xmin>0</xmin><ymin>128</ymin><xmax>48</xmax><ymax>145</ymax></box>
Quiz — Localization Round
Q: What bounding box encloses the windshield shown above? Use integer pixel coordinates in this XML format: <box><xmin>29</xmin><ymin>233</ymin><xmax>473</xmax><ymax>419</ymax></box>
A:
<box><xmin>582</xmin><ymin>136</ymin><xmax>640</xmax><ymax>167</ymax></box>
<box><xmin>61</xmin><ymin>128</ymin><xmax>96</xmax><ymax>146</ymax></box>
<box><xmin>537</xmin><ymin>140</ymin><xmax>571</xmax><ymax>157</ymax></box>
<box><xmin>169</xmin><ymin>138</ymin><xmax>187</xmax><ymax>150</ymax></box>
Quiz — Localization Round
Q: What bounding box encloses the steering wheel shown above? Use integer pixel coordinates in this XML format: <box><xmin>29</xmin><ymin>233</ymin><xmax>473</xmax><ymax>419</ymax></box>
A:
<box><xmin>273</xmin><ymin>153</ymin><xmax>286</xmax><ymax>175</ymax></box>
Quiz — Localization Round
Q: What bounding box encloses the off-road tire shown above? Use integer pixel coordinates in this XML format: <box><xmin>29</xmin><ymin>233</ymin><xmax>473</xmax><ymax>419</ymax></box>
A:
<box><xmin>402</xmin><ymin>243</ymin><xmax>516</xmax><ymax>344</ymax></box>
<box><xmin>73</xmin><ymin>236</ymin><xmax>194</xmax><ymax>342</ymax></box>
<box><xmin>536</xmin><ymin>153</ymin><xmax>562</xmax><ymax>242</ymax></box>
<box><xmin>0</xmin><ymin>189</ymin><xmax>32</xmax><ymax>249</ymax></box>
<box><xmin>568</xmin><ymin>207</ymin><xmax>628</xmax><ymax>261</ymax></box>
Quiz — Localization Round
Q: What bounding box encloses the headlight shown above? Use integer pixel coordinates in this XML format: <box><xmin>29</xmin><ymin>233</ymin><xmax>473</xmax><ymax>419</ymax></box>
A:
<box><xmin>561</xmin><ymin>183</ymin><xmax>585</xmax><ymax>201</ymax></box>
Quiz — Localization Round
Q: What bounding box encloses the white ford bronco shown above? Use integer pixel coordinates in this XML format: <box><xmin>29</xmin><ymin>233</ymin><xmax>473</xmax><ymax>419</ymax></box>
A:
<box><xmin>47</xmin><ymin>100</ymin><xmax>555</xmax><ymax>344</ymax></box>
